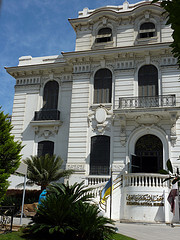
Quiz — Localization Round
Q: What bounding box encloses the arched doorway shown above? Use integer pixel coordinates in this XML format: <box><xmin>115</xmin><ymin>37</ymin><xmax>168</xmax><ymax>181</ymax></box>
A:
<box><xmin>131</xmin><ymin>134</ymin><xmax>163</xmax><ymax>173</ymax></box>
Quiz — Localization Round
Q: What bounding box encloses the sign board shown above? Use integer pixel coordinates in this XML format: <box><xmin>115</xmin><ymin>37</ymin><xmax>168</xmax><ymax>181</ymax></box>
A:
<box><xmin>126</xmin><ymin>194</ymin><xmax>164</xmax><ymax>206</ymax></box>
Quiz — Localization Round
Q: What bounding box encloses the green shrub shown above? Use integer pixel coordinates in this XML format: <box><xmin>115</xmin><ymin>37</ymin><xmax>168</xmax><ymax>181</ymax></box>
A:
<box><xmin>27</xmin><ymin>182</ymin><xmax>116</xmax><ymax>240</ymax></box>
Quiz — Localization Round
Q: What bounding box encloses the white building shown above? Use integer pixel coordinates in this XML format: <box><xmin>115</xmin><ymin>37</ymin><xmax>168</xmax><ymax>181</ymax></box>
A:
<box><xmin>6</xmin><ymin>0</ymin><xmax>180</xmax><ymax>223</ymax></box>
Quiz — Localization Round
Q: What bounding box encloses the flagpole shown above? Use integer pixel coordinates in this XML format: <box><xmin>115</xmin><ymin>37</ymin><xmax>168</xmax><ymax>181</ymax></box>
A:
<box><xmin>110</xmin><ymin>167</ymin><xmax>112</xmax><ymax>220</ymax></box>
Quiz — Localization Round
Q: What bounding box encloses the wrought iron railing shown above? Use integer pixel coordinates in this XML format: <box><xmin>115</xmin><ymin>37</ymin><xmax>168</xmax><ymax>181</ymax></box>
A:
<box><xmin>0</xmin><ymin>206</ymin><xmax>14</xmax><ymax>234</ymax></box>
<box><xmin>34</xmin><ymin>109</ymin><xmax>60</xmax><ymax>121</ymax></box>
<box><xmin>119</xmin><ymin>95</ymin><xmax>176</xmax><ymax>109</ymax></box>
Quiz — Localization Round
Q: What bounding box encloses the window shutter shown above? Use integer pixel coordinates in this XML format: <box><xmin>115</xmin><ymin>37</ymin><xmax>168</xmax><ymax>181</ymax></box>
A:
<box><xmin>37</xmin><ymin>141</ymin><xmax>54</xmax><ymax>157</ymax></box>
<box><xmin>43</xmin><ymin>81</ymin><xmax>59</xmax><ymax>110</ymax></box>
<box><xmin>90</xmin><ymin>136</ymin><xmax>110</xmax><ymax>175</ymax></box>
<box><xmin>94</xmin><ymin>69</ymin><xmax>112</xmax><ymax>103</ymax></box>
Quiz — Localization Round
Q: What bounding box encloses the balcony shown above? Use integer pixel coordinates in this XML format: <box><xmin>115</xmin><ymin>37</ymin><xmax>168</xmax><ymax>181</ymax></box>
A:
<box><xmin>34</xmin><ymin>109</ymin><xmax>60</xmax><ymax>121</ymax></box>
<box><xmin>119</xmin><ymin>95</ymin><xmax>176</xmax><ymax>109</ymax></box>
<box><xmin>31</xmin><ymin>109</ymin><xmax>62</xmax><ymax>135</ymax></box>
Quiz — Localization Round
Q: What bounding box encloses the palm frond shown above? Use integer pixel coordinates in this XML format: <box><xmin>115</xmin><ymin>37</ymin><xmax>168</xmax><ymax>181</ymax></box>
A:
<box><xmin>23</xmin><ymin>154</ymin><xmax>73</xmax><ymax>190</ymax></box>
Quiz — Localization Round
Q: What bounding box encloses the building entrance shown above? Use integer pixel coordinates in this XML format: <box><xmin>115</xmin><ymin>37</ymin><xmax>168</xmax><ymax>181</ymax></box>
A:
<box><xmin>131</xmin><ymin>134</ymin><xmax>163</xmax><ymax>173</ymax></box>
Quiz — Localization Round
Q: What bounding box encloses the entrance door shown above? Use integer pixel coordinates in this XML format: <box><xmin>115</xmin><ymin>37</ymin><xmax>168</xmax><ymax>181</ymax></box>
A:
<box><xmin>131</xmin><ymin>134</ymin><xmax>163</xmax><ymax>173</ymax></box>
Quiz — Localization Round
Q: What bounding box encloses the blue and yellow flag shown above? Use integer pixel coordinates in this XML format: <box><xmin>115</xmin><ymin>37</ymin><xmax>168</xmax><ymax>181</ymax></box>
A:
<box><xmin>100</xmin><ymin>177</ymin><xmax>113</xmax><ymax>204</ymax></box>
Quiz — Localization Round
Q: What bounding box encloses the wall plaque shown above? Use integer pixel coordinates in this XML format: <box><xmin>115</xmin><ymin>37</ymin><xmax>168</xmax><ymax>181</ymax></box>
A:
<box><xmin>126</xmin><ymin>194</ymin><xmax>164</xmax><ymax>206</ymax></box>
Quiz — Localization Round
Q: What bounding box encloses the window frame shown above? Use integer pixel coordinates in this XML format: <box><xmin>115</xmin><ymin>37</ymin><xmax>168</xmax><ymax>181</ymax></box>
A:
<box><xmin>139</xmin><ymin>22</ymin><xmax>156</xmax><ymax>39</ymax></box>
<box><xmin>90</xmin><ymin>135</ymin><xmax>110</xmax><ymax>175</ymax></box>
<box><xmin>95</xmin><ymin>27</ymin><xmax>113</xmax><ymax>43</ymax></box>
<box><xmin>43</xmin><ymin>80</ymin><xmax>59</xmax><ymax>110</ymax></box>
<box><xmin>37</xmin><ymin>141</ymin><xmax>54</xmax><ymax>157</ymax></box>
<box><xmin>93</xmin><ymin>68</ymin><xmax>112</xmax><ymax>104</ymax></box>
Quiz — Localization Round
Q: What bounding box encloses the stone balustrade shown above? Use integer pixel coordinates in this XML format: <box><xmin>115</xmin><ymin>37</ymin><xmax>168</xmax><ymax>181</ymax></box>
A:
<box><xmin>123</xmin><ymin>173</ymin><xmax>169</xmax><ymax>188</ymax></box>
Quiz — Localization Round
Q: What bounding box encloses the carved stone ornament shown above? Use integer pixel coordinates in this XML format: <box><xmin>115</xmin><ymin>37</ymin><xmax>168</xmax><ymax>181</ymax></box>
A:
<box><xmin>135</xmin><ymin>114</ymin><xmax>160</xmax><ymax>124</ymax></box>
<box><xmin>32</xmin><ymin>125</ymin><xmax>61</xmax><ymax>139</ymax></box>
<box><xmin>112</xmin><ymin>164</ymin><xmax>123</xmax><ymax>173</ymax></box>
<box><xmin>96</xmin><ymin>122</ymin><xmax>110</xmax><ymax>133</ymax></box>
<box><xmin>88</xmin><ymin>105</ymin><xmax>114</xmax><ymax>134</ymax></box>
<box><xmin>39</xmin><ymin>129</ymin><xmax>55</xmax><ymax>139</ymax></box>
<box><xmin>95</xmin><ymin>107</ymin><xmax>107</xmax><ymax>124</ymax></box>
<box><xmin>169</xmin><ymin>112</ymin><xmax>178</xmax><ymax>146</ymax></box>
<box><xmin>66</xmin><ymin>164</ymin><xmax>85</xmax><ymax>172</ymax></box>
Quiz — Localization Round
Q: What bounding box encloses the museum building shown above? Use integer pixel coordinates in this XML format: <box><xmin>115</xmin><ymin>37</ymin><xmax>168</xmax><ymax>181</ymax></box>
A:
<box><xmin>6</xmin><ymin>0</ymin><xmax>180</xmax><ymax>223</ymax></box>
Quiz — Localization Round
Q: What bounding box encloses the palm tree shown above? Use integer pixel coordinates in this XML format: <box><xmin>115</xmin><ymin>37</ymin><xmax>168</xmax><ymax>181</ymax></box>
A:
<box><xmin>28</xmin><ymin>182</ymin><xmax>116</xmax><ymax>240</ymax></box>
<box><xmin>47</xmin><ymin>181</ymin><xmax>94</xmax><ymax>203</ymax></box>
<box><xmin>23</xmin><ymin>154</ymin><xmax>73</xmax><ymax>191</ymax></box>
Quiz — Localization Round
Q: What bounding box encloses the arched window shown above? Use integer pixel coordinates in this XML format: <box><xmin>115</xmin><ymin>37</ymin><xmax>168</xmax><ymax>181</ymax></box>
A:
<box><xmin>138</xmin><ymin>65</ymin><xmax>158</xmax><ymax>97</ymax></box>
<box><xmin>139</xmin><ymin>22</ymin><xmax>156</xmax><ymax>38</ymax></box>
<box><xmin>94</xmin><ymin>68</ymin><xmax>112</xmax><ymax>104</ymax></box>
<box><xmin>37</xmin><ymin>141</ymin><xmax>54</xmax><ymax>157</ymax></box>
<box><xmin>96</xmin><ymin>28</ymin><xmax>112</xmax><ymax>43</ymax></box>
<box><xmin>43</xmin><ymin>81</ymin><xmax>59</xmax><ymax>110</ymax></box>
<box><xmin>131</xmin><ymin>134</ymin><xmax>163</xmax><ymax>173</ymax></box>
<box><xmin>90</xmin><ymin>135</ymin><xmax>110</xmax><ymax>175</ymax></box>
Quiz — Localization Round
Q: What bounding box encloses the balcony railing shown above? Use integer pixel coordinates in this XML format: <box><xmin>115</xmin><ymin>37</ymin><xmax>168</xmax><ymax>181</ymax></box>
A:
<box><xmin>119</xmin><ymin>95</ymin><xmax>176</xmax><ymax>109</ymax></box>
<box><xmin>34</xmin><ymin>109</ymin><xmax>60</xmax><ymax>121</ymax></box>
<box><xmin>123</xmin><ymin>173</ymin><xmax>169</xmax><ymax>188</ymax></box>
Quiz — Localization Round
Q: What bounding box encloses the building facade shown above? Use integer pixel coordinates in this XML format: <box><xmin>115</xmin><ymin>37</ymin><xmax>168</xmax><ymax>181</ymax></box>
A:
<box><xmin>6</xmin><ymin>0</ymin><xmax>180</xmax><ymax>223</ymax></box>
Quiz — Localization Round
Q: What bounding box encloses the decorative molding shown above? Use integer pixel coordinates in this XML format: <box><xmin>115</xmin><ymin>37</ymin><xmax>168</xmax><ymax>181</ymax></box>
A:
<box><xmin>135</xmin><ymin>114</ymin><xmax>161</xmax><ymax>124</ymax></box>
<box><xmin>62</xmin><ymin>74</ymin><xmax>73</xmax><ymax>82</ymax></box>
<box><xmin>112</xmin><ymin>164</ymin><xmax>123</xmax><ymax>173</ymax></box>
<box><xmin>161</xmin><ymin>57</ymin><xmax>177</xmax><ymax>66</ymax></box>
<box><xmin>16</xmin><ymin>77</ymin><xmax>40</xmax><ymax>85</ymax></box>
<box><xmin>41</xmin><ymin>75</ymin><xmax>62</xmax><ymax>86</ymax></box>
<box><xmin>116</xmin><ymin>60</ymin><xmax>134</xmax><ymax>70</ymax></box>
<box><xmin>88</xmin><ymin>105</ymin><xmax>114</xmax><ymax>134</ymax></box>
<box><xmin>31</xmin><ymin>120</ymin><xmax>63</xmax><ymax>138</ymax></box>
<box><xmin>39</xmin><ymin>129</ymin><xmax>55</xmax><ymax>139</ymax></box>
<box><xmin>66</xmin><ymin>163</ymin><xmax>86</xmax><ymax>172</ymax></box>
<box><xmin>73</xmin><ymin>64</ymin><xmax>91</xmax><ymax>73</ymax></box>
<box><xmin>169</xmin><ymin>112</ymin><xmax>178</xmax><ymax>146</ymax></box>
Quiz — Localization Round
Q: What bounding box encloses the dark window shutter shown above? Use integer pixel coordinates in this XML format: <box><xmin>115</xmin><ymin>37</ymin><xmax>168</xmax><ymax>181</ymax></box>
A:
<box><xmin>94</xmin><ymin>69</ymin><xmax>112</xmax><ymax>103</ymax></box>
<box><xmin>37</xmin><ymin>141</ymin><xmax>54</xmax><ymax>157</ymax></box>
<box><xmin>43</xmin><ymin>81</ymin><xmax>59</xmax><ymax>110</ymax></box>
<box><xmin>90</xmin><ymin>136</ymin><xmax>110</xmax><ymax>175</ymax></box>
<box><xmin>131</xmin><ymin>155</ymin><xmax>141</xmax><ymax>173</ymax></box>
<box><xmin>139</xmin><ymin>22</ymin><xmax>156</xmax><ymax>38</ymax></box>
<box><xmin>96</xmin><ymin>28</ymin><xmax>112</xmax><ymax>43</ymax></box>
<box><xmin>138</xmin><ymin>65</ymin><xmax>158</xmax><ymax>97</ymax></box>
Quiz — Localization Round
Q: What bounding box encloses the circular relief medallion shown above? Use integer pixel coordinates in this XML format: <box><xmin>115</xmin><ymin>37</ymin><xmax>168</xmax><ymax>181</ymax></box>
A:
<box><xmin>95</xmin><ymin>108</ymin><xmax>107</xmax><ymax>123</ymax></box>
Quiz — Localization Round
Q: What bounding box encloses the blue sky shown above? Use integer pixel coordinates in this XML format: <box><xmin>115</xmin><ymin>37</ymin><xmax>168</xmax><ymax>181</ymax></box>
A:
<box><xmin>0</xmin><ymin>0</ymin><xmax>139</xmax><ymax>115</ymax></box>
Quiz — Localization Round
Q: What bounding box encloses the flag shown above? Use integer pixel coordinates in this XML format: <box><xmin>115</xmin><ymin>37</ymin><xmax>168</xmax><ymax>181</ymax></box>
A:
<box><xmin>100</xmin><ymin>177</ymin><xmax>113</xmax><ymax>204</ymax></box>
<box><xmin>168</xmin><ymin>182</ymin><xmax>178</xmax><ymax>214</ymax></box>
